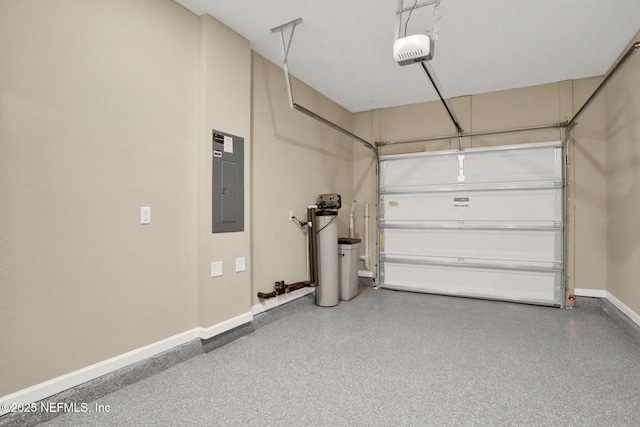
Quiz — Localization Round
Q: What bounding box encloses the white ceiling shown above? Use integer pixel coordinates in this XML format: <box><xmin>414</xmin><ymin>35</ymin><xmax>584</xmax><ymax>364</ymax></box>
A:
<box><xmin>175</xmin><ymin>0</ymin><xmax>640</xmax><ymax>113</ymax></box>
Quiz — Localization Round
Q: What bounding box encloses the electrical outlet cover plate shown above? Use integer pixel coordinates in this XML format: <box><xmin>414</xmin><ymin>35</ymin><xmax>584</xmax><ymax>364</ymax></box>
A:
<box><xmin>141</xmin><ymin>207</ymin><xmax>151</xmax><ymax>224</ymax></box>
<box><xmin>211</xmin><ymin>261</ymin><xmax>222</xmax><ymax>277</ymax></box>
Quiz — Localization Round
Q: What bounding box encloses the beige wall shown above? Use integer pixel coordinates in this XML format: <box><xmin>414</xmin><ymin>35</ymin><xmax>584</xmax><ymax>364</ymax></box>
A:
<box><xmin>197</xmin><ymin>14</ymin><xmax>252</xmax><ymax>326</ymax></box>
<box><xmin>0</xmin><ymin>0</ymin><xmax>200</xmax><ymax>395</ymax></box>
<box><xmin>0</xmin><ymin>1</ymin><xmax>254</xmax><ymax>397</ymax></box>
<box><xmin>372</xmin><ymin>81</ymin><xmax>570</xmax><ymax>155</ymax></box>
<box><xmin>250</xmin><ymin>53</ymin><xmax>355</xmax><ymax>303</ymax></box>
<box><xmin>568</xmin><ymin>78</ymin><xmax>607</xmax><ymax>293</ymax></box>
<box><xmin>605</xmin><ymin>32</ymin><xmax>640</xmax><ymax>314</ymax></box>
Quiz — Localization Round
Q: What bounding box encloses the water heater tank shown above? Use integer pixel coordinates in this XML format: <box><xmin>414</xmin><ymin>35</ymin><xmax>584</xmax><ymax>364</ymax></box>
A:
<box><xmin>315</xmin><ymin>210</ymin><xmax>339</xmax><ymax>307</ymax></box>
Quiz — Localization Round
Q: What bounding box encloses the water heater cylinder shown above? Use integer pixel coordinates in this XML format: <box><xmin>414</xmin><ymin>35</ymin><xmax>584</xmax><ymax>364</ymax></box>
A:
<box><xmin>315</xmin><ymin>211</ymin><xmax>339</xmax><ymax>307</ymax></box>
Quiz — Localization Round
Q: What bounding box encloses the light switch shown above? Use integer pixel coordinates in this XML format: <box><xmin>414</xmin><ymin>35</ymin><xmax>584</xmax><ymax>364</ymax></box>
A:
<box><xmin>141</xmin><ymin>207</ymin><xmax>151</xmax><ymax>224</ymax></box>
<box><xmin>211</xmin><ymin>261</ymin><xmax>222</xmax><ymax>278</ymax></box>
<box><xmin>235</xmin><ymin>257</ymin><xmax>246</xmax><ymax>272</ymax></box>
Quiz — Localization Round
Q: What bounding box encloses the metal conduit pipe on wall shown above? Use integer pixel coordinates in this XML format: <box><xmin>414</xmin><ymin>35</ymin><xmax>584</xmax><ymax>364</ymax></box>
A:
<box><xmin>567</xmin><ymin>41</ymin><xmax>640</xmax><ymax>132</ymax></box>
<box><xmin>307</xmin><ymin>206</ymin><xmax>318</xmax><ymax>285</ymax></box>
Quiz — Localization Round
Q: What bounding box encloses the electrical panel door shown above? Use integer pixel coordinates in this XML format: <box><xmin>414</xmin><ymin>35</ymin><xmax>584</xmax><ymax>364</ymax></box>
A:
<box><xmin>212</xmin><ymin>129</ymin><xmax>244</xmax><ymax>233</ymax></box>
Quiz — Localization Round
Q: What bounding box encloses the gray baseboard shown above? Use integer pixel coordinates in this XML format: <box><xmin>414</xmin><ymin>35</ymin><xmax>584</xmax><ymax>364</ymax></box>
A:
<box><xmin>252</xmin><ymin>293</ymin><xmax>315</xmax><ymax>329</ymax></box>
<box><xmin>601</xmin><ymin>298</ymin><xmax>640</xmax><ymax>347</ymax></box>
<box><xmin>575</xmin><ymin>295</ymin><xmax>640</xmax><ymax>346</ymax></box>
<box><xmin>201</xmin><ymin>322</ymin><xmax>256</xmax><ymax>353</ymax></box>
<box><xmin>0</xmin><ymin>294</ymin><xmax>315</xmax><ymax>427</ymax></box>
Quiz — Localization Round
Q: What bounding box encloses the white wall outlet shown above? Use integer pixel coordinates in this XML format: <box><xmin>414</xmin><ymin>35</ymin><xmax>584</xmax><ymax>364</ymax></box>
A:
<box><xmin>235</xmin><ymin>257</ymin><xmax>246</xmax><ymax>272</ymax></box>
<box><xmin>141</xmin><ymin>207</ymin><xmax>151</xmax><ymax>224</ymax></box>
<box><xmin>289</xmin><ymin>210</ymin><xmax>294</xmax><ymax>221</ymax></box>
<box><xmin>211</xmin><ymin>261</ymin><xmax>222</xmax><ymax>278</ymax></box>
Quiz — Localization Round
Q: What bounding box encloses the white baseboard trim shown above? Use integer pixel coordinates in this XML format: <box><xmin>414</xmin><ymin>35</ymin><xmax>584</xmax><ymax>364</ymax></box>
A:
<box><xmin>574</xmin><ymin>288</ymin><xmax>607</xmax><ymax>298</ymax></box>
<box><xmin>0</xmin><ymin>312</ymin><xmax>254</xmax><ymax>416</ymax></box>
<box><xmin>606</xmin><ymin>291</ymin><xmax>640</xmax><ymax>329</ymax></box>
<box><xmin>0</xmin><ymin>328</ymin><xmax>197</xmax><ymax>415</ymax></box>
<box><xmin>358</xmin><ymin>270</ymin><xmax>374</xmax><ymax>278</ymax></box>
<box><xmin>251</xmin><ymin>287</ymin><xmax>315</xmax><ymax>316</ymax></box>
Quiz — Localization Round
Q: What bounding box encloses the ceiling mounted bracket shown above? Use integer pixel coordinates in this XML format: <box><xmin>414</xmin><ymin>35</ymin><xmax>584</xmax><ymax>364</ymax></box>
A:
<box><xmin>270</xmin><ymin>18</ymin><xmax>378</xmax><ymax>159</ymax></box>
<box><xmin>270</xmin><ymin>18</ymin><xmax>302</xmax><ymax>65</ymax></box>
<box><xmin>395</xmin><ymin>0</ymin><xmax>441</xmax><ymax>41</ymax></box>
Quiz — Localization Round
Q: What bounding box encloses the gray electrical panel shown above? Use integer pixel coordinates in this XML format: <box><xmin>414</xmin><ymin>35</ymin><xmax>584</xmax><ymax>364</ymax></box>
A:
<box><xmin>212</xmin><ymin>129</ymin><xmax>244</xmax><ymax>233</ymax></box>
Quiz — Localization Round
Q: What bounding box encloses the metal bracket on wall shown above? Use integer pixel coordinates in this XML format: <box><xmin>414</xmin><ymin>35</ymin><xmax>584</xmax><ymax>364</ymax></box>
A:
<box><xmin>269</xmin><ymin>18</ymin><xmax>379</xmax><ymax>161</ymax></box>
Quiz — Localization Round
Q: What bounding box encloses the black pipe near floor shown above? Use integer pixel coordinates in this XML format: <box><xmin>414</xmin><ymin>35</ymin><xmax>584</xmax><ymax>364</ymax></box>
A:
<box><xmin>257</xmin><ymin>281</ymin><xmax>311</xmax><ymax>300</ymax></box>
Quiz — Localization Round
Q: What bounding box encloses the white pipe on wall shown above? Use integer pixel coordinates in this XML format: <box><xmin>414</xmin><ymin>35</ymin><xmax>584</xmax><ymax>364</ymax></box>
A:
<box><xmin>349</xmin><ymin>200</ymin><xmax>357</xmax><ymax>239</ymax></box>
<box><xmin>360</xmin><ymin>203</ymin><xmax>370</xmax><ymax>270</ymax></box>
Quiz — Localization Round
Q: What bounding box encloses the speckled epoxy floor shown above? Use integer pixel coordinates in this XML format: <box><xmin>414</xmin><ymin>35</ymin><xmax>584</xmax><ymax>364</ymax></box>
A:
<box><xmin>41</xmin><ymin>289</ymin><xmax>640</xmax><ymax>426</ymax></box>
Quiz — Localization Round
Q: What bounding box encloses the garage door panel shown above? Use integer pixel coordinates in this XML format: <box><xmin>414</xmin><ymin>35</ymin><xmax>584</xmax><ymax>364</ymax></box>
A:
<box><xmin>382</xmin><ymin>262</ymin><xmax>561</xmax><ymax>305</ymax></box>
<box><xmin>382</xmin><ymin>189</ymin><xmax>562</xmax><ymax>223</ymax></box>
<box><xmin>379</xmin><ymin>141</ymin><xmax>564</xmax><ymax>306</ymax></box>
<box><xmin>382</xmin><ymin>228</ymin><xmax>562</xmax><ymax>264</ymax></box>
<box><xmin>462</xmin><ymin>146</ymin><xmax>562</xmax><ymax>185</ymax></box>
<box><xmin>381</xmin><ymin>155</ymin><xmax>459</xmax><ymax>189</ymax></box>
<box><xmin>381</xmin><ymin>143</ymin><xmax>562</xmax><ymax>192</ymax></box>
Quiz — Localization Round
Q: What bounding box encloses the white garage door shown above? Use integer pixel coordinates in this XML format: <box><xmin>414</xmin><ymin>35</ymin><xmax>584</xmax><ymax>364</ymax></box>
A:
<box><xmin>379</xmin><ymin>141</ymin><xmax>564</xmax><ymax>306</ymax></box>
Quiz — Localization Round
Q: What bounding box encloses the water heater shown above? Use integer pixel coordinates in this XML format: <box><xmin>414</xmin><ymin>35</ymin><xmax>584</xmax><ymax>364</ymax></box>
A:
<box><xmin>315</xmin><ymin>194</ymin><xmax>341</xmax><ymax>307</ymax></box>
